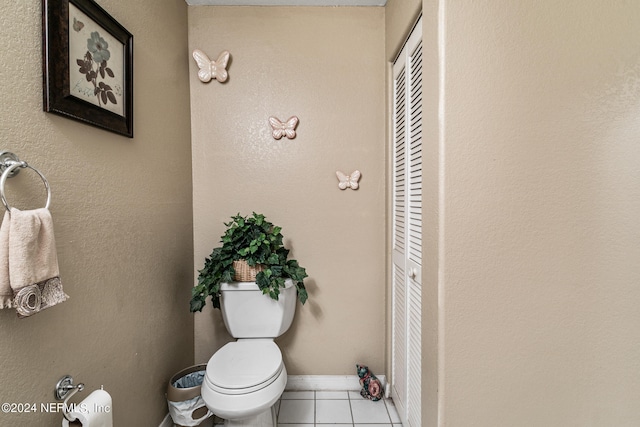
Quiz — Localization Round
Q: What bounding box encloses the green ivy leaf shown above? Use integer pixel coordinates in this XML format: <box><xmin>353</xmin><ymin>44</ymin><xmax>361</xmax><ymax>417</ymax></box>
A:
<box><xmin>222</xmin><ymin>270</ymin><xmax>233</xmax><ymax>283</ymax></box>
<box><xmin>256</xmin><ymin>271</ymin><xmax>269</xmax><ymax>290</ymax></box>
<box><xmin>271</xmin><ymin>265</ymin><xmax>283</xmax><ymax>276</ymax></box>
<box><xmin>296</xmin><ymin>286</ymin><xmax>308</xmax><ymax>304</ymax></box>
<box><xmin>190</xmin><ymin>298</ymin><xmax>205</xmax><ymax>312</ymax></box>
<box><xmin>253</xmin><ymin>212</ymin><xmax>265</xmax><ymax>226</ymax></box>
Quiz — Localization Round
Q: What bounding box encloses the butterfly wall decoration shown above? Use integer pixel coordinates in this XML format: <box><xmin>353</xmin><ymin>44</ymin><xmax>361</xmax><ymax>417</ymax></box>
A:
<box><xmin>336</xmin><ymin>170</ymin><xmax>361</xmax><ymax>190</ymax></box>
<box><xmin>192</xmin><ymin>49</ymin><xmax>230</xmax><ymax>83</ymax></box>
<box><xmin>269</xmin><ymin>116</ymin><xmax>299</xmax><ymax>140</ymax></box>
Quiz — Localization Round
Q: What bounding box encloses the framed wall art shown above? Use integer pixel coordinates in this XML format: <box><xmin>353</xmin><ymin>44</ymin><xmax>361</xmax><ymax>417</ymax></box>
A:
<box><xmin>43</xmin><ymin>0</ymin><xmax>133</xmax><ymax>137</ymax></box>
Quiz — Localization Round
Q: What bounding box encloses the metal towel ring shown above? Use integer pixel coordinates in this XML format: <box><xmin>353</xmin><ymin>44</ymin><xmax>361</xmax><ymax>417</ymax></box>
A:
<box><xmin>0</xmin><ymin>161</ymin><xmax>51</xmax><ymax>213</ymax></box>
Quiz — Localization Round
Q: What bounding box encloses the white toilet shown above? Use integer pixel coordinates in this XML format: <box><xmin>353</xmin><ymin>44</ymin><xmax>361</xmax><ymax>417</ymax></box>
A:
<box><xmin>201</xmin><ymin>279</ymin><xmax>297</xmax><ymax>426</ymax></box>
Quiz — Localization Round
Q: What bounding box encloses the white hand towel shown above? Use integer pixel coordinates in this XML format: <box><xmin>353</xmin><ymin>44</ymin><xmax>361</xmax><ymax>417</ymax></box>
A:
<box><xmin>0</xmin><ymin>208</ymin><xmax>68</xmax><ymax>317</ymax></box>
<box><xmin>0</xmin><ymin>211</ymin><xmax>12</xmax><ymax>308</ymax></box>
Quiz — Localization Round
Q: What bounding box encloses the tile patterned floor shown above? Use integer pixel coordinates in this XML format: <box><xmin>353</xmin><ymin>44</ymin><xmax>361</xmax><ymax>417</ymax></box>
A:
<box><xmin>210</xmin><ymin>390</ymin><xmax>403</xmax><ymax>426</ymax></box>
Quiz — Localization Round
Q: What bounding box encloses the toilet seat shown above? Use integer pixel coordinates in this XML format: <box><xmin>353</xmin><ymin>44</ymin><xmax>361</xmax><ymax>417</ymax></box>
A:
<box><xmin>205</xmin><ymin>340</ymin><xmax>283</xmax><ymax>395</ymax></box>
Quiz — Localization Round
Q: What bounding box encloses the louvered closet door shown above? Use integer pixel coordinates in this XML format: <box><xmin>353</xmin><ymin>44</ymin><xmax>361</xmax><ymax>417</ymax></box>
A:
<box><xmin>391</xmin><ymin>16</ymin><xmax>422</xmax><ymax>427</ymax></box>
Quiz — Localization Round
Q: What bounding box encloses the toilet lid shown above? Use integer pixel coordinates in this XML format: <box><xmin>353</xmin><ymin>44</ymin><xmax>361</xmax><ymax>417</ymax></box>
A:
<box><xmin>206</xmin><ymin>340</ymin><xmax>283</xmax><ymax>391</ymax></box>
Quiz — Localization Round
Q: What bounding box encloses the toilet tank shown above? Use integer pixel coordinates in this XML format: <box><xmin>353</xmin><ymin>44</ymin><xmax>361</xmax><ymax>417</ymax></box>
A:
<box><xmin>219</xmin><ymin>279</ymin><xmax>297</xmax><ymax>338</ymax></box>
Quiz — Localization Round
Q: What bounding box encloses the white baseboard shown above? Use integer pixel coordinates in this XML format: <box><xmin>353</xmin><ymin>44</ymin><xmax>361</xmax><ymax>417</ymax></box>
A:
<box><xmin>285</xmin><ymin>374</ymin><xmax>387</xmax><ymax>391</ymax></box>
<box><xmin>160</xmin><ymin>413</ymin><xmax>214</xmax><ymax>427</ymax></box>
<box><xmin>159</xmin><ymin>413</ymin><xmax>173</xmax><ymax>427</ymax></box>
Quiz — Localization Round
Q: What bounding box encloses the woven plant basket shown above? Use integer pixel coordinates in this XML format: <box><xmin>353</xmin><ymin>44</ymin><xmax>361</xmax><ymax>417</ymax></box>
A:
<box><xmin>233</xmin><ymin>259</ymin><xmax>265</xmax><ymax>282</ymax></box>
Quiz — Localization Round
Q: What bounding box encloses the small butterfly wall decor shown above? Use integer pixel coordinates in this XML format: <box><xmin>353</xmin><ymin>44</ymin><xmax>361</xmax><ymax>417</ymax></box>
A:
<box><xmin>192</xmin><ymin>49</ymin><xmax>230</xmax><ymax>83</ymax></box>
<box><xmin>269</xmin><ymin>116</ymin><xmax>299</xmax><ymax>140</ymax></box>
<box><xmin>336</xmin><ymin>170</ymin><xmax>361</xmax><ymax>190</ymax></box>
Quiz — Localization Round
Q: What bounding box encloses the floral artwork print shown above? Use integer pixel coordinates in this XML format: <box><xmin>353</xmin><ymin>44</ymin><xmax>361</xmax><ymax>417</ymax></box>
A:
<box><xmin>68</xmin><ymin>3</ymin><xmax>124</xmax><ymax>117</ymax></box>
<box><xmin>76</xmin><ymin>31</ymin><xmax>117</xmax><ymax>107</ymax></box>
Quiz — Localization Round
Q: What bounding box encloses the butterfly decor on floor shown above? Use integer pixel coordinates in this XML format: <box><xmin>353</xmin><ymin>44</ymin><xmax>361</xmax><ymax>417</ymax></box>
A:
<box><xmin>269</xmin><ymin>116</ymin><xmax>299</xmax><ymax>140</ymax></box>
<box><xmin>192</xmin><ymin>49</ymin><xmax>230</xmax><ymax>83</ymax></box>
<box><xmin>336</xmin><ymin>170</ymin><xmax>361</xmax><ymax>190</ymax></box>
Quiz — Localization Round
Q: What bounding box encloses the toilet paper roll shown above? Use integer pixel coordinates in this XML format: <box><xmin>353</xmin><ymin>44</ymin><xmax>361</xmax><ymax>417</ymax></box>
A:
<box><xmin>61</xmin><ymin>389</ymin><xmax>113</xmax><ymax>427</ymax></box>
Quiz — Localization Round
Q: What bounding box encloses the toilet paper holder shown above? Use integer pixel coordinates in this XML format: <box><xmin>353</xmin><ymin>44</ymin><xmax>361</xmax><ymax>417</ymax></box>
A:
<box><xmin>55</xmin><ymin>375</ymin><xmax>86</xmax><ymax>422</ymax></box>
<box><xmin>55</xmin><ymin>375</ymin><xmax>84</xmax><ymax>401</ymax></box>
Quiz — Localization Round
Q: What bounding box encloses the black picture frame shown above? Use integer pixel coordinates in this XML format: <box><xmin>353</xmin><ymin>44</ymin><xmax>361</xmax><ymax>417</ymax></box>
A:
<box><xmin>43</xmin><ymin>0</ymin><xmax>133</xmax><ymax>138</ymax></box>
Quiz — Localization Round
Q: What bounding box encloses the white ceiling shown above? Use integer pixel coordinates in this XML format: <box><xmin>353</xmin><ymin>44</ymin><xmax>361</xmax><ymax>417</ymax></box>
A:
<box><xmin>185</xmin><ymin>0</ymin><xmax>386</xmax><ymax>6</ymax></box>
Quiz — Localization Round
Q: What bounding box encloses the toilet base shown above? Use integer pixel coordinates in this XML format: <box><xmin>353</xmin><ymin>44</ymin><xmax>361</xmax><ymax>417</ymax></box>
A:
<box><xmin>224</xmin><ymin>405</ymin><xmax>277</xmax><ymax>427</ymax></box>
<box><xmin>202</xmin><ymin>363</ymin><xmax>286</xmax><ymax>421</ymax></box>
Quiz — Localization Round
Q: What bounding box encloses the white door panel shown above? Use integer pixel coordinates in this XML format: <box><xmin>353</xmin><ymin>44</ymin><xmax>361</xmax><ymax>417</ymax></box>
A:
<box><xmin>391</xmin><ymin>15</ymin><xmax>422</xmax><ymax>427</ymax></box>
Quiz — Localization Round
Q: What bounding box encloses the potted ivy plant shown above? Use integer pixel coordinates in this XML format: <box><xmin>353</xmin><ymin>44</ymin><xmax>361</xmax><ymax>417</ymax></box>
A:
<box><xmin>190</xmin><ymin>212</ymin><xmax>309</xmax><ymax>312</ymax></box>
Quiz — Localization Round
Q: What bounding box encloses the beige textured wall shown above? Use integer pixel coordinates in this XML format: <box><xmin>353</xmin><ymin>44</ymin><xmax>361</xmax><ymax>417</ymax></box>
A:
<box><xmin>387</xmin><ymin>1</ymin><xmax>640</xmax><ymax>425</ymax></box>
<box><xmin>188</xmin><ymin>6</ymin><xmax>386</xmax><ymax>375</ymax></box>
<box><xmin>384</xmin><ymin>0</ymin><xmax>422</xmax><ymax>59</ymax></box>
<box><xmin>442</xmin><ymin>1</ymin><xmax>640</xmax><ymax>425</ymax></box>
<box><xmin>0</xmin><ymin>1</ymin><xmax>193</xmax><ymax>425</ymax></box>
